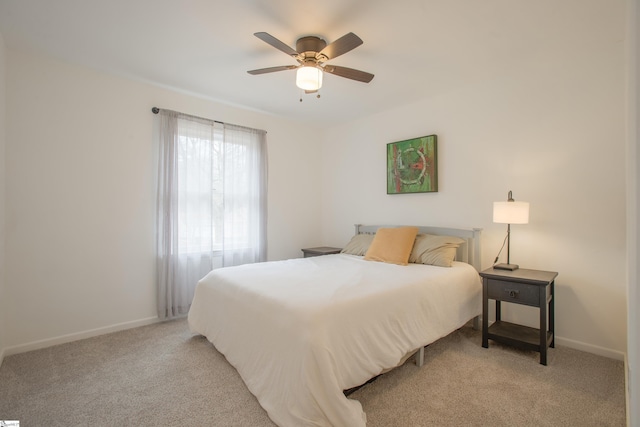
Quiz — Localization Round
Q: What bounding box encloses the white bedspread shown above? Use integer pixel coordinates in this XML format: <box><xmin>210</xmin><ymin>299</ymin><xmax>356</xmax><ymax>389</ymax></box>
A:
<box><xmin>188</xmin><ymin>254</ymin><xmax>481</xmax><ymax>427</ymax></box>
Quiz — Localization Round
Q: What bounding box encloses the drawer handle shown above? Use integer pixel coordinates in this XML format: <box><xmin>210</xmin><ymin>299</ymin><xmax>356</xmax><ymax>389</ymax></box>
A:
<box><xmin>507</xmin><ymin>289</ymin><xmax>519</xmax><ymax>298</ymax></box>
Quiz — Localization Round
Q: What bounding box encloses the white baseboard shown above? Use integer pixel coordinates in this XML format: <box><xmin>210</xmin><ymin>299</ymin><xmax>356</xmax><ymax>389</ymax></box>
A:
<box><xmin>2</xmin><ymin>316</ymin><xmax>160</xmax><ymax>358</ymax></box>
<box><xmin>478</xmin><ymin>318</ymin><xmax>625</xmax><ymax>361</ymax></box>
<box><xmin>0</xmin><ymin>318</ymin><xmax>625</xmax><ymax>366</ymax></box>
<box><xmin>624</xmin><ymin>353</ymin><xmax>630</xmax><ymax>427</ymax></box>
<box><xmin>556</xmin><ymin>336</ymin><xmax>626</xmax><ymax>361</ymax></box>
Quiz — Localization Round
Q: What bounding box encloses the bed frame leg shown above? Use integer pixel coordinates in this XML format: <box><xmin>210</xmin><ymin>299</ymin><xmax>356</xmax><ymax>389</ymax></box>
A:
<box><xmin>415</xmin><ymin>346</ymin><xmax>425</xmax><ymax>367</ymax></box>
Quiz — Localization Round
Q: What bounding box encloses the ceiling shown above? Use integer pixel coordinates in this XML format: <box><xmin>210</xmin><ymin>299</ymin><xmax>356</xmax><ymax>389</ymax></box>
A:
<box><xmin>0</xmin><ymin>0</ymin><xmax>599</xmax><ymax>125</ymax></box>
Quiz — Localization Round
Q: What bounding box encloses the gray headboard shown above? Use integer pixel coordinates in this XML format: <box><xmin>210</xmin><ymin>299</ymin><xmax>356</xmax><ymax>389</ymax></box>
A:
<box><xmin>354</xmin><ymin>224</ymin><xmax>482</xmax><ymax>271</ymax></box>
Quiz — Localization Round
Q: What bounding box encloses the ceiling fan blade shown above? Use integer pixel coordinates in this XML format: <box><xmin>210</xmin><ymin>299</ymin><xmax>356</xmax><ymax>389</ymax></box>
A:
<box><xmin>247</xmin><ymin>65</ymin><xmax>298</xmax><ymax>75</ymax></box>
<box><xmin>318</xmin><ymin>32</ymin><xmax>363</xmax><ymax>60</ymax></box>
<box><xmin>323</xmin><ymin>65</ymin><xmax>374</xmax><ymax>83</ymax></box>
<box><xmin>254</xmin><ymin>32</ymin><xmax>299</xmax><ymax>57</ymax></box>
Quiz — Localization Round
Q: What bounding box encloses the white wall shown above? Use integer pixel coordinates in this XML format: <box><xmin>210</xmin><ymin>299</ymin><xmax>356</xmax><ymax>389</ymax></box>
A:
<box><xmin>0</xmin><ymin>32</ymin><xmax>7</xmax><ymax>365</ymax></box>
<box><xmin>627</xmin><ymin>0</ymin><xmax>639</xmax><ymax>424</ymax></box>
<box><xmin>321</xmin><ymin>6</ymin><xmax>627</xmax><ymax>357</ymax></box>
<box><xmin>0</xmin><ymin>1</ymin><xmax>628</xmax><ymax>368</ymax></box>
<box><xmin>3</xmin><ymin>49</ymin><xmax>323</xmax><ymax>353</ymax></box>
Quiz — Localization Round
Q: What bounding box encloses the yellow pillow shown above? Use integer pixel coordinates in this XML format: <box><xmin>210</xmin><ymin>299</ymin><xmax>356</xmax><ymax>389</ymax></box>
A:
<box><xmin>364</xmin><ymin>227</ymin><xmax>419</xmax><ymax>266</ymax></box>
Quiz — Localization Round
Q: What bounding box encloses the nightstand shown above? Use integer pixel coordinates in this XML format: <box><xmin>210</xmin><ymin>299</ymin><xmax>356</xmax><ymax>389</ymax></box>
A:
<box><xmin>301</xmin><ymin>247</ymin><xmax>342</xmax><ymax>258</ymax></box>
<box><xmin>480</xmin><ymin>267</ymin><xmax>558</xmax><ymax>365</ymax></box>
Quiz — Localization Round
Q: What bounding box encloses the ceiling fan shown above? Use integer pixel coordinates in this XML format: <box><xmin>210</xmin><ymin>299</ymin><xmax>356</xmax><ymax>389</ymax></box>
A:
<box><xmin>247</xmin><ymin>32</ymin><xmax>374</xmax><ymax>92</ymax></box>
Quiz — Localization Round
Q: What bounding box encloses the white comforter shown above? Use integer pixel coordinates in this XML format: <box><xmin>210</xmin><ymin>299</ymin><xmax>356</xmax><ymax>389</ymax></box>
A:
<box><xmin>188</xmin><ymin>254</ymin><xmax>481</xmax><ymax>427</ymax></box>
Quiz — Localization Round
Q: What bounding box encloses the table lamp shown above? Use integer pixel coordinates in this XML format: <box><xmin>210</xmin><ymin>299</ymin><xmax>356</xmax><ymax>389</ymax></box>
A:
<box><xmin>493</xmin><ymin>190</ymin><xmax>529</xmax><ymax>270</ymax></box>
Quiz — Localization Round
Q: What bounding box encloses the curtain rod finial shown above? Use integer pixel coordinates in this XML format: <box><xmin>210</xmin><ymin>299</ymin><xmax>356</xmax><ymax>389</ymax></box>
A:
<box><xmin>152</xmin><ymin>107</ymin><xmax>160</xmax><ymax>114</ymax></box>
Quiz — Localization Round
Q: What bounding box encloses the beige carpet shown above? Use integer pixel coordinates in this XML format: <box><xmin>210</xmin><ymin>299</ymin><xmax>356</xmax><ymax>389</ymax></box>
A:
<box><xmin>0</xmin><ymin>318</ymin><xmax>626</xmax><ymax>426</ymax></box>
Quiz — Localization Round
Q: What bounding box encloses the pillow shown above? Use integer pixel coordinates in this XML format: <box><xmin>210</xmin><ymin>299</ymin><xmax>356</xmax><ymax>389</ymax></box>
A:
<box><xmin>364</xmin><ymin>227</ymin><xmax>419</xmax><ymax>266</ymax></box>
<box><xmin>409</xmin><ymin>234</ymin><xmax>465</xmax><ymax>267</ymax></box>
<box><xmin>341</xmin><ymin>234</ymin><xmax>375</xmax><ymax>256</ymax></box>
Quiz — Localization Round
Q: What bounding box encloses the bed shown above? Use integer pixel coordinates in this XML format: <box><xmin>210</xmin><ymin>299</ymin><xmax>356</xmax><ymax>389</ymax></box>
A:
<box><xmin>188</xmin><ymin>225</ymin><xmax>482</xmax><ymax>427</ymax></box>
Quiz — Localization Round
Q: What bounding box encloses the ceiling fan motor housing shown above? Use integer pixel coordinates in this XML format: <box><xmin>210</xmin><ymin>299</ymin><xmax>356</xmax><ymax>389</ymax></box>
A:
<box><xmin>296</xmin><ymin>36</ymin><xmax>327</xmax><ymax>61</ymax></box>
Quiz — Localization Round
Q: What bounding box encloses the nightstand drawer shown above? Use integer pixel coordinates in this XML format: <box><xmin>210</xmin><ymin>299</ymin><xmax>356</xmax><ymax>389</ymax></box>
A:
<box><xmin>487</xmin><ymin>279</ymin><xmax>539</xmax><ymax>306</ymax></box>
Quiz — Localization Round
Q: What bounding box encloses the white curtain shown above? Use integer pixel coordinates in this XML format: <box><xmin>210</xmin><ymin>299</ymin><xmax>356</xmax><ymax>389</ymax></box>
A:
<box><xmin>155</xmin><ymin>109</ymin><xmax>267</xmax><ymax>320</ymax></box>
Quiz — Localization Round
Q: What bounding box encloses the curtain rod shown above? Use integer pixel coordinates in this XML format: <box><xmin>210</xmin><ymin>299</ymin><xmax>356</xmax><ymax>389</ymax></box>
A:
<box><xmin>151</xmin><ymin>107</ymin><xmax>266</xmax><ymax>134</ymax></box>
<box><xmin>152</xmin><ymin>107</ymin><xmax>222</xmax><ymax>124</ymax></box>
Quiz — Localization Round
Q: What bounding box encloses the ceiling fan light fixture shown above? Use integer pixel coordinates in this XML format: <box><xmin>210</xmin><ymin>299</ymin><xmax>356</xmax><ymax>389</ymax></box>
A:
<box><xmin>296</xmin><ymin>66</ymin><xmax>323</xmax><ymax>91</ymax></box>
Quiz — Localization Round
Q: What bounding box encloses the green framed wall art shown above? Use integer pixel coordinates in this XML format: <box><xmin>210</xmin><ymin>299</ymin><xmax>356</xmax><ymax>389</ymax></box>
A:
<box><xmin>387</xmin><ymin>135</ymin><xmax>438</xmax><ymax>194</ymax></box>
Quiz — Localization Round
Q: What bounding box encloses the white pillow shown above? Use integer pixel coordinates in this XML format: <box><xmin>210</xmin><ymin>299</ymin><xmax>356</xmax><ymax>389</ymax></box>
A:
<box><xmin>340</xmin><ymin>234</ymin><xmax>375</xmax><ymax>256</ymax></box>
<box><xmin>409</xmin><ymin>234</ymin><xmax>465</xmax><ymax>267</ymax></box>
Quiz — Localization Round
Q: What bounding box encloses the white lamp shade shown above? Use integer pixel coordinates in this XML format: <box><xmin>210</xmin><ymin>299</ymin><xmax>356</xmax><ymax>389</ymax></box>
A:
<box><xmin>296</xmin><ymin>66</ymin><xmax>323</xmax><ymax>91</ymax></box>
<box><xmin>493</xmin><ymin>201</ymin><xmax>530</xmax><ymax>224</ymax></box>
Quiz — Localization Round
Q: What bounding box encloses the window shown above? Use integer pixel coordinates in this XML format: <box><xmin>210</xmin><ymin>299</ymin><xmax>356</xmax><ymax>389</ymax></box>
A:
<box><xmin>155</xmin><ymin>109</ymin><xmax>267</xmax><ymax>319</ymax></box>
<box><xmin>175</xmin><ymin>119</ymin><xmax>223</xmax><ymax>254</ymax></box>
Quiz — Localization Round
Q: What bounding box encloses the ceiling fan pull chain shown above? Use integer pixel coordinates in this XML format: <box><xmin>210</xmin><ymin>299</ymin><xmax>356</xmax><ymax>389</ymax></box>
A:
<box><xmin>299</xmin><ymin>89</ymin><xmax>321</xmax><ymax>103</ymax></box>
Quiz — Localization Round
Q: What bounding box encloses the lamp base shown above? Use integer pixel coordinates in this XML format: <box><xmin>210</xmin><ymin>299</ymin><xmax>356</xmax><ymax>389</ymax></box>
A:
<box><xmin>494</xmin><ymin>263</ymin><xmax>519</xmax><ymax>271</ymax></box>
